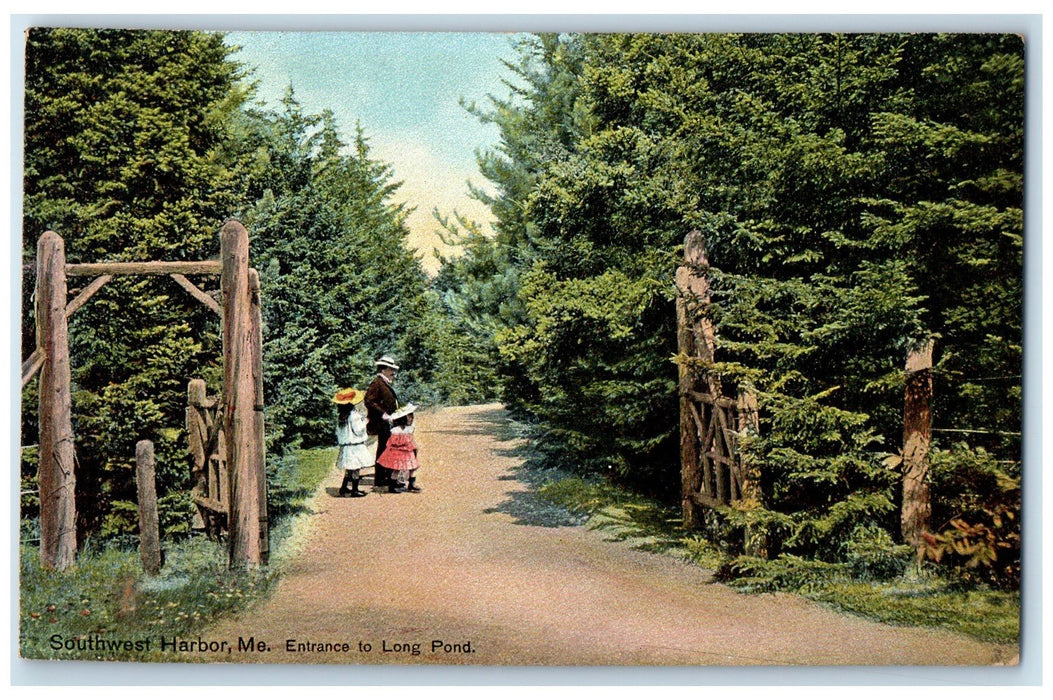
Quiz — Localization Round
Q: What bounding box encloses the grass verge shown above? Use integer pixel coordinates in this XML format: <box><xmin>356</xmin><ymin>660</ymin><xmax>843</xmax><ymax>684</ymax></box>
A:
<box><xmin>18</xmin><ymin>447</ymin><xmax>336</xmax><ymax>661</ymax></box>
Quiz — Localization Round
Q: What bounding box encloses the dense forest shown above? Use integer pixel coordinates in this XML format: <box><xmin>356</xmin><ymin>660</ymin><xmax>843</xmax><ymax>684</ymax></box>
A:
<box><xmin>21</xmin><ymin>28</ymin><xmax>438</xmax><ymax>544</ymax></box>
<box><xmin>21</xmin><ymin>30</ymin><xmax>1022</xmax><ymax>590</ymax></box>
<box><xmin>445</xmin><ymin>33</ymin><xmax>1023</xmax><ymax>589</ymax></box>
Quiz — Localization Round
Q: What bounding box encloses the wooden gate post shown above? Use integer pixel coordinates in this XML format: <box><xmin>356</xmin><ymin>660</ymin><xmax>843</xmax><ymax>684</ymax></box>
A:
<box><xmin>901</xmin><ymin>339</ymin><xmax>934</xmax><ymax>550</ymax></box>
<box><xmin>249</xmin><ymin>268</ymin><xmax>269</xmax><ymax>564</ymax></box>
<box><xmin>186</xmin><ymin>379</ymin><xmax>209</xmax><ymax>534</ymax></box>
<box><xmin>737</xmin><ymin>389</ymin><xmax>767</xmax><ymax>558</ymax></box>
<box><xmin>677</xmin><ymin>230</ymin><xmax>716</xmax><ymax>528</ymax></box>
<box><xmin>36</xmin><ymin>231</ymin><xmax>77</xmax><ymax>570</ymax></box>
<box><xmin>135</xmin><ymin>440</ymin><xmax>162</xmax><ymax>575</ymax></box>
<box><xmin>221</xmin><ymin>220</ymin><xmax>263</xmax><ymax>568</ymax></box>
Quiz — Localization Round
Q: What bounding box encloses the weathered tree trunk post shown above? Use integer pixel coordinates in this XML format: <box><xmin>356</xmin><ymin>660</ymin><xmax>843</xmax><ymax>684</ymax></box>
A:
<box><xmin>901</xmin><ymin>339</ymin><xmax>934</xmax><ymax>551</ymax></box>
<box><xmin>221</xmin><ymin>220</ymin><xmax>263</xmax><ymax>568</ymax></box>
<box><xmin>36</xmin><ymin>231</ymin><xmax>77</xmax><ymax>570</ymax></box>
<box><xmin>677</xmin><ymin>278</ymin><xmax>701</xmax><ymax>528</ymax></box>
<box><xmin>135</xmin><ymin>440</ymin><xmax>162</xmax><ymax>575</ymax></box>
<box><xmin>248</xmin><ymin>268</ymin><xmax>269</xmax><ymax>564</ymax></box>
<box><xmin>682</xmin><ymin>231</ymin><xmax>718</xmax><ymax>365</ymax></box>
<box><xmin>677</xmin><ymin>230</ymin><xmax>720</xmax><ymax>528</ymax></box>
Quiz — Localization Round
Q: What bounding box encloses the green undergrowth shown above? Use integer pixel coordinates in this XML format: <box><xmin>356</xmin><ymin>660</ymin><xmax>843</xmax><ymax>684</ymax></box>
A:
<box><xmin>19</xmin><ymin>536</ymin><xmax>274</xmax><ymax>661</ymax></box>
<box><xmin>527</xmin><ymin>469</ymin><xmax>1019</xmax><ymax>646</ymax></box>
<box><xmin>804</xmin><ymin>580</ymin><xmax>1019</xmax><ymax>644</ymax></box>
<box><xmin>19</xmin><ymin>446</ymin><xmax>336</xmax><ymax>661</ymax></box>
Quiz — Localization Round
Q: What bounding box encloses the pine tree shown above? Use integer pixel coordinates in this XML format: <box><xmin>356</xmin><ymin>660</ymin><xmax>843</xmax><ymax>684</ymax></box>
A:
<box><xmin>238</xmin><ymin>90</ymin><xmax>438</xmax><ymax>447</ymax></box>
<box><xmin>23</xmin><ymin>28</ymin><xmax>248</xmax><ymax>540</ymax></box>
<box><xmin>456</xmin><ymin>32</ymin><xmax>1023</xmax><ymax>578</ymax></box>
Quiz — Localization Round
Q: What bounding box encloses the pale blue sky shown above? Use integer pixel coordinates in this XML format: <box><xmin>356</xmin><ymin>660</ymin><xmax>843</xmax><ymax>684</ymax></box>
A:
<box><xmin>224</xmin><ymin>31</ymin><xmax>521</xmax><ymax>272</ymax></box>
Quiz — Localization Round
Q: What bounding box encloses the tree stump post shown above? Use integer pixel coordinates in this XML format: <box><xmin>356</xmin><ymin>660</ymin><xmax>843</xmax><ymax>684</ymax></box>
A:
<box><xmin>135</xmin><ymin>440</ymin><xmax>162</xmax><ymax>575</ymax></box>
<box><xmin>36</xmin><ymin>231</ymin><xmax>77</xmax><ymax>571</ymax></box>
<box><xmin>221</xmin><ymin>220</ymin><xmax>263</xmax><ymax>568</ymax></box>
<box><xmin>901</xmin><ymin>339</ymin><xmax>934</xmax><ymax>551</ymax></box>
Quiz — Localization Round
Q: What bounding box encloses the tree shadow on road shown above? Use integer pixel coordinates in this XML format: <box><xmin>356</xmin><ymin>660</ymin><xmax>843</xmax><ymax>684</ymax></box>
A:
<box><xmin>455</xmin><ymin>406</ymin><xmax>589</xmax><ymax>528</ymax></box>
<box><xmin>586</xmin><ymin>503</ymin><xmax>687</xmax><ymax>554</ymax></box>
<box><xmin>483</xmin><ymin>455</ymin><xmax>590</xmax><ymax>528</ymax></box>
<box><xmin>482</xmin><ymin>491</ymin><xmax>588</xmax><ymax>527</ymax></box>
<box><xmin>468</xmin><ymin>406</ymin><xmax>684</xmax><ymax>548</ymax></box>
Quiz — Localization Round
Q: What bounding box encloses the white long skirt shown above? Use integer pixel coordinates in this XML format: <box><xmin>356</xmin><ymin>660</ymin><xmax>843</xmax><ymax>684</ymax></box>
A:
<box><xmin>337</xmin><ymin>440</ymin><xmax>375</xmax><ymax>473</ymax></box>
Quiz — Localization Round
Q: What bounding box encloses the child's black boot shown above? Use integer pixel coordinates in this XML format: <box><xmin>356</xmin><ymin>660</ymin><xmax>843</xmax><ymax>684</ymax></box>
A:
<box><xmin>406</xmin><ymin>477</ymin><xmax>421</xmax><ymax>493</ymax></box>
<box><xmin>349</xmin><ymin>477</ymin><xmax>367</xmax><ymax>497</ymax></box>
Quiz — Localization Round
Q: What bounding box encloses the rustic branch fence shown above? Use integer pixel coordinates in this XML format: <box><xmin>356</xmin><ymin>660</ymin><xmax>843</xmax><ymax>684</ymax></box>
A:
<box><xmin>23</xmin><ymin>219</ymin><xmax>268</xmax><ymax>571</ymax></box>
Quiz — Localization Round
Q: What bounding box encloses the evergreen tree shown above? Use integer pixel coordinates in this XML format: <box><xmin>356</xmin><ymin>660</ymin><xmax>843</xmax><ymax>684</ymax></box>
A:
<box><xmin>237</xmin><ymin>90</ymin><xmax>437</xmax><ymax>448</ymax></box>
<box><xmin>429</xmin><ymin>213</ymin><xmax>510</xmax><ymax>404</ymax></box>
<box><xmin>453</xmin><ymin>32</ymin><xmax>1023</xmax><ymax>577</ymax></box>
<box><xmin>23</xmin><ymin>28</ymin><xmax>248</xmax><ymax>540</ymax></box>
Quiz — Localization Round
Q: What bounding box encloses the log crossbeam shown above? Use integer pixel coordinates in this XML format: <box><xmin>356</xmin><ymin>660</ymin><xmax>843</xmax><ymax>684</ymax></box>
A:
<box><xmin>66</xmin><ymin>260</ymin><xmax>221</xmax><ymax>277</ymax></box>
<box><xmin>23</xmin><ymin>266</ymin><xmax>220</xmax><ymax>387</ymax></box>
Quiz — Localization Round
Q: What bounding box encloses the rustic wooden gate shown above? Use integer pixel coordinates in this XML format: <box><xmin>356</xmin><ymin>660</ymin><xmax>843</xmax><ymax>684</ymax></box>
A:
<box><xmin>676</xmin><ymin>230</ymin><xmax>948</xmax><ymax>560</ymax></box>
<box><xmin>186</xmin><ymin>379</ymin><xmax>228</xmax><ymax>539</ymax></box>
<box><xmin>676</xmin><ymin>230</ymin><xmax>765</xmax><ymax>556</ymax></box>
<box><xmin>23</xmin><ymin>219</ymin><xmax>268</xmax><ymax>570</ymax></box>
<box><xmin>684</xmin><ymin>391</ymin><xmax>755</xmax><ymax>509</ymax></box>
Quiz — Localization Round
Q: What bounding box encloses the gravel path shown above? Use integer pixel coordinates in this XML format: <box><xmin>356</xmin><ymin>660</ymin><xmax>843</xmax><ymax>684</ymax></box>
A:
<box><xmin>196</xmin><ymin>404</ymin><xmax>1017</xmax><ymax>666</ymax></box>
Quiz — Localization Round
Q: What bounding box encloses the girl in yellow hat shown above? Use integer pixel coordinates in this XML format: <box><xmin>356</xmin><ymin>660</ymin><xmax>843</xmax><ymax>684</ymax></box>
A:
<box><xmin>333</xmin><ymin>388</ymin><xmax>372</xmax><ymax>497</ymax></box>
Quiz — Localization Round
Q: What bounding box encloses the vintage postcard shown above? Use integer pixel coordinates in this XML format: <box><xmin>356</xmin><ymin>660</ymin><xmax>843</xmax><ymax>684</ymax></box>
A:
<box><xmin>11</xmin><ymin>15</ymin><xmax>1033</xmax><ymax>685</ymax></box>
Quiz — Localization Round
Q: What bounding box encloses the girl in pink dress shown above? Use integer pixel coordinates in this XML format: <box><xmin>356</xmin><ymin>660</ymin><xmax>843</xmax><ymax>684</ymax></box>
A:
<box><xmin>376</xmin><ymin>403</ymin><xmax>421</xmax><ymax>493</ymax></box>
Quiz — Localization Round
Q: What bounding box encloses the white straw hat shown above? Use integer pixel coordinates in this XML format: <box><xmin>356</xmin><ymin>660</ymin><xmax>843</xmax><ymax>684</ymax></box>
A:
<box><xmin>374</xmin><ymin>355</ymin><xmax>400</xmax><ymax>370</ymax></box>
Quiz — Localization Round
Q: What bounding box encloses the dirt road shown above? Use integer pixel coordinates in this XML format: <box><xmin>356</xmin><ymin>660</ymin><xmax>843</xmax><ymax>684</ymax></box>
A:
<box><xmin>198</xmin><ymin>404</ymin><xmax>1016</xmax><ymax>666</ymax></box>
